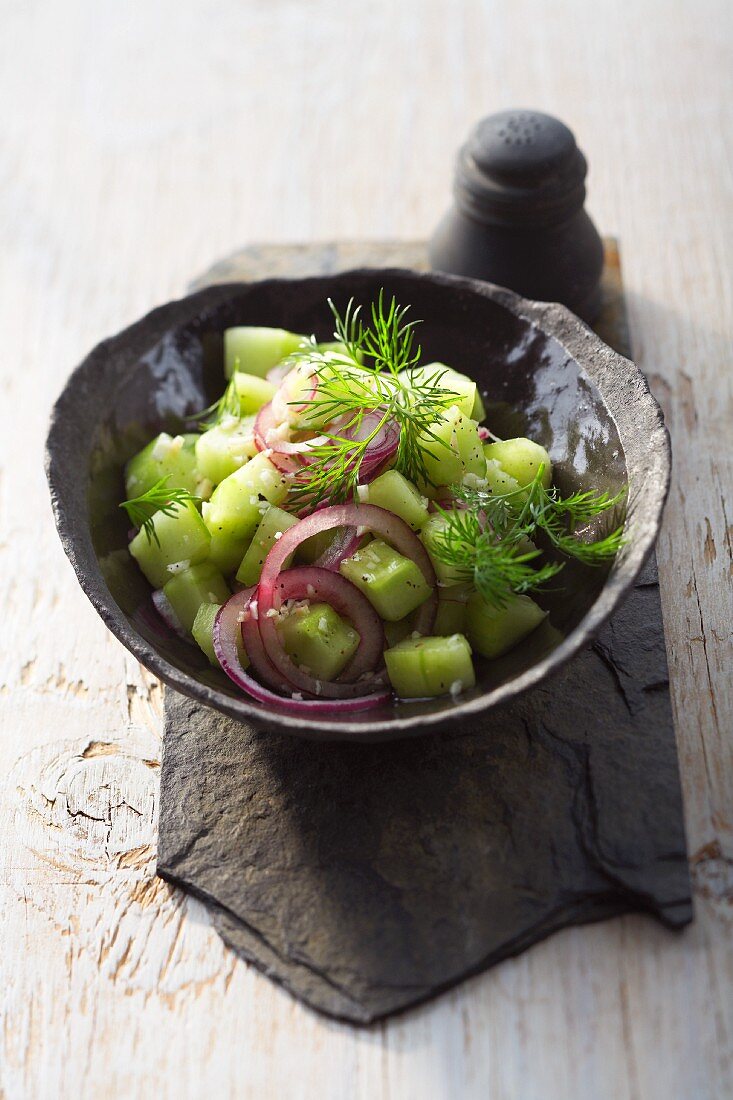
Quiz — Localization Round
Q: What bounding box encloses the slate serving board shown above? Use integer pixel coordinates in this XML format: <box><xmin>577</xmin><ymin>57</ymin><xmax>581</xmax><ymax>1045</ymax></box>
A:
<box><xmin>157</xmin><ymin>240</ymin><xmax>691</xmax><ymax>1024</ymax></box>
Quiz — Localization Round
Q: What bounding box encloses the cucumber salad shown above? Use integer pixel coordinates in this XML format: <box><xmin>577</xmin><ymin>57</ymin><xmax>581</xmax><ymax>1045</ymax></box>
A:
<box><xmin>121</xmin><ymin>293</ymin><xmax>625</xmax><ymax>715</ymax></box>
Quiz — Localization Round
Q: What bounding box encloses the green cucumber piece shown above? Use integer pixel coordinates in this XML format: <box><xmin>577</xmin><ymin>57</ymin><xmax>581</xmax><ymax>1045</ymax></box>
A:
<box><xmin>295</xmin><ymin>528</ymin><xmax>336</xmax><ymax>564</ymax></box>
<box><xmin>236</xmin><ymin>505</ymin><xmax>298</xmax><ymax>586</ymax></box>
<box><xmin>203</xmin><ymin>453</ymin><xmax>290</xmax><ymax>544</ymax></box>
<box><xmin>419</xmin><ymin>405</ymin><xmax>485</xmax><ymax>487</ymax></box>
<box><xmin>277</xmin><ymin>602</ymin><xmax>360</xmax><ymax>682</ymax></box>
<box><xmin>232</xmin><ymin>372</ymin><xmax>277</xmax><ymax>414</ymax></box>
<box><xmin>383</xmin><ymin>616</ymin><xmax>414</xmax><ymax>648</ymax></box>
<box><xmin>359</xmin><ymin>470</ymin><xmax>428</xmax><ymax>530</ymax></box>
<box><xmin>471</xmin><ymin>389</ymin><xmax>486</xmax><ymax>422</ymax></box>
<box><xmin>466</xmin><ymin>592</ymin><xmax>547</xmax><ymax>659</ymax></box>
<box><xmin>483</xmin><ymin>438</ymin><xmax>552</xmax><ymax>490</ymax></box>
<box><xmin>405</xmin><ymin>363</ymin><xmax>477</xmax><ymax>419</ymax></box>
<box><xmin>195</xmin><ymin>416</ymin><xmax>257</xmax><ymax>486</ymax></box>
<box><xmin>207</xmin><ymin>528</ymin><xmax>250</xmax><ymax>576</ymax></box>
<box><xmin>384</xmin><ymin>634</ymin><xmax>475</xmax><ymax>698</ymax></box>
<box><xmin>420</xmin><ymin>511</ymin><xmax>468</xmax><ymax>586</ymax></box>
<box><xmin>434</xmin><ymin>583</ymin><xmax>471</xmax><ymax>635</ymax></box>
<box><xmin>162</xmin><ymin>561</ymin><xmax>230</xmax><ymax>633</ymax></box>
<box><xmin>192</xmin><ymin>602</ymin><xmax>249</xmax><ymax>669</ymax></box>
<box><xmin>484</xmin><ymin>454</ymin><xmax>522</xmax><ymax>495</ymax></box>
<box><xmin>340</xmin><ymin>539</ymin><xmax>432</xmax><ymax>622</ymax></box>
<box><xmin>125</xmin><ymin>433</ymin><xmax>209</xmax><ymax>501</ymax></box>
<box><xmin>129</xmin><ymin>501</ymin><xmax>211</xmax><ymax>589</ymax></box>
<box><xmin>224</xmin><ymin>327</ymin><xmax>306</xmax><ymax>379</ymax></box>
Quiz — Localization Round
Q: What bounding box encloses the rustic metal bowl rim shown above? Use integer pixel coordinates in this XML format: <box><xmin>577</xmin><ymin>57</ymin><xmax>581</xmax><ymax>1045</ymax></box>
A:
<box><xmin>45</xmin><ymin>268</ymin><xmax>670</xmax><ymax>741</ymax></box>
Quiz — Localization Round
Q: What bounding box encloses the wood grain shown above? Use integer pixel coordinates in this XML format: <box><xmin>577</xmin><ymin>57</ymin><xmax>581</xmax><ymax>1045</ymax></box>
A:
<box><xmin>1</xmin><ymin>0</ymin><xmax>731</xmax><ymax>1096</ymax></box>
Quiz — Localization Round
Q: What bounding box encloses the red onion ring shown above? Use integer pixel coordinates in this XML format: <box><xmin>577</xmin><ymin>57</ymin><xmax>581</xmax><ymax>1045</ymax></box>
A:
<box><xmin>258</xmin><ymin>503</ymin><xmax>438</xmax><ymax>636</ymax></box>
<box><xmin>478</xmin><ymin>426</ymin><xmax>490</xmax><ymax>441</ymax></box>
<box><xmin>214</xmin><ymin>588</ymin><xmax>391</xmax><ymax>714</ymax></box>
<box><xmin>256</xmin><ymin>566</ymin><xmax>386</xmax><ymax>698</ymax></box>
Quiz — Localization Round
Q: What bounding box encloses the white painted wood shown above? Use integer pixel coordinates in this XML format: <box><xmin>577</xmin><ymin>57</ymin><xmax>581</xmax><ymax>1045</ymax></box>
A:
<box><xmin>1</xmin><ymin>0</ymin><xmax>731</xmax><ymax>1096</ymax></box>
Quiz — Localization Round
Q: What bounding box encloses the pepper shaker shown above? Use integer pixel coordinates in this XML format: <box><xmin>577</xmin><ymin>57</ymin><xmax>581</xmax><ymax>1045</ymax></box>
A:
<box><xmin>429</xmin><ymin>110</ymin><xmax>604</xmax><ymax>323</ymax></box>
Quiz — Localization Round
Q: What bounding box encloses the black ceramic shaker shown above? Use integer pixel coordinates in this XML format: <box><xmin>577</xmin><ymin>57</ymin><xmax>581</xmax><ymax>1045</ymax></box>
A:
<box><xmin>429</xmin><ymin>110</ymin><xmax>604</xmax><ymax>323</ymax></box>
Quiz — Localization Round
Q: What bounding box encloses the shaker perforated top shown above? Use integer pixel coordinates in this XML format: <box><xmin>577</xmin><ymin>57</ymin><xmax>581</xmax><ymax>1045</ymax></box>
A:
<box><xmin>457</xmin><ymin>109</ymin><xmax>589</xmax><ymax>225</ymax></box>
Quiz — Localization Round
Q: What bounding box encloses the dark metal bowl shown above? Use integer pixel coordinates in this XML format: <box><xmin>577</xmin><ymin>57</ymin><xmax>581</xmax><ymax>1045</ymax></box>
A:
<box><xmin>45</xmin><ymin>269</ymin><xmax>670</xmax><ymax>741</ymax></box>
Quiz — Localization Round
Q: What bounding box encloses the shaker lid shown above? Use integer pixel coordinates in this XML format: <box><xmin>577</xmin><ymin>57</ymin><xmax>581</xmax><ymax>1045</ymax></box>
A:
<box><xmin>455</xmin><ymin>110</ymin><xmax>588</xmax><ymax>226</ymax></box>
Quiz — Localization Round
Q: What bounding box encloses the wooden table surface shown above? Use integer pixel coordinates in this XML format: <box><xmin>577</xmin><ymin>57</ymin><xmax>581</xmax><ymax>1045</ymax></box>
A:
<box><xmin>2</xmin><ymin>1</ymin><xmax>731</xmax><ymax>1097</ymax></box>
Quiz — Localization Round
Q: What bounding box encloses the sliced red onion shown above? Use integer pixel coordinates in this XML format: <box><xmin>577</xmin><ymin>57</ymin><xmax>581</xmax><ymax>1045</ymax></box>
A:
<box><xmin>266</xmin><ymin>360</ymin><xmax>296</xmax><ymax>386</ymax></box>
<box><xmin>257</xmin><ymin>566</ymin><xmax>386</xmax><ymax>698</ymax></box>
<box><xmin>259</xmin><ymin>503</ymin><xmax>438</xmax><ymax>637</ymax></box>
<box><xmin>151</xmin><ymin>589</ymin><xmax>190</xmax><ymax>641</ymax></box>
<box><xmin>214</xmin><ymin>588</ymin><xmax>390</xmax><ymax>714</ymax></box>
<box><xmin>478</xmin><ymin>426</ymin><xmax>490</xmax><ymax>441</ymax></box>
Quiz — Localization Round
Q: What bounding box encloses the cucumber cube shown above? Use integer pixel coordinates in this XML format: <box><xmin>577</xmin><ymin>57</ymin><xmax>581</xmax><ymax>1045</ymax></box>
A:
<box><xmin>383</xmin><ymin>616</ymin><xmax>414</xmax><ymax>648</ymax></box>
<box><xmin>434</xmin><ymin>584</ymin><xmax>470</xmax><ymax>635</ymax></box>
<box><xmin>203</xmin><ymin>453</ymin><xmax>290</xmax><ymax>544</ymax></box>
<box><xmin>195</xmin><ymin>417</ymin><xmax>257</xmax><ymax>486</ymax></box>
<box><xmin>339</xmin><ymin>539</ymin><xmax>432</xmax><ymax>621</ymax></box>
<box><xmin>484</xmin><ymin>454</ymin><xmax>522</xmax><ymax>496</ymax></box>
<box><xmin>232</xmin><ymin>371</ymin><xmax>277</xmax><ymax>414</ymax></box>
<box><xmin>129</xmin><ymin>501</ymin><xmax>210</xmax><ymax>589</ymax></box>
<box><xmin>236</xmin><ymin>505</ymin><xmax>298</xmax><ymax>586</ymax></box>
<box><xmin>384</xmin><ymin>634</ymin><xmax>475</xmax><ymax>699</ymax></box>
<box><xmin>466</xmin><ymin>592</ymin><xmax>547</xmax><ymax>659</ymax></box>
<box><xmin>125</xmin><ymin>433</ymin><xmax>208</xmax><ymax>501</ymax></box>
<box><xmin>420</xmin><ymin>512</ymin><xmax>469</xmax><ymax>586</ymax></box>
<box><xmin>277</xmin><ymin>602</ymin><xmax>360</xmax><ymax>682</ymax></box>
<box><xmin>359</xmin><ymin>470</ymin><xmax>428</xmax><ymax>530</ymax></box>
<box><xmin>406</xmin><ymin>363</ymin><xmax>478</xmax><ymax>419</ymax></box>
<box><xmin>419</xmin><ymin>405</ymin><xmax>485</xmax><ymax>487</ymax></box>
<box><xmin>207</xmin><ymin>528</ymin><xmax>250</xmax><ymax>576</ymax></box>
<box><xmin>224</xmin><ymin>327</ymin><xmax>305</xmax><ymax>379</ymax></box>
<box><xmin>483</xmin><ymin>438</ymin><xmax>552</xmax><ymax>490</ymax></box>
<box><xmin>192</xmin><ymin>602</ymin><xmax>249</xmax><ymax>669</ymax></box>
<box><xmin>471</xmin><ymin>389</ymin><xmax>486</xmax><ymax>423</ymax></box>
<box><xmin>163</xmin><ymin>561</ymin><xmax>231</xmax><ymax>632</ymax></box>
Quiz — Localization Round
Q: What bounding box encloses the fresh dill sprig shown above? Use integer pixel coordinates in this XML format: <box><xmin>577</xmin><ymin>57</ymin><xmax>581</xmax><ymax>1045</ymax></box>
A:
<box><xmin>429</xmin><ymin>466</ymin><xmax>626</xmax><ymax>609</ymax></box>
<box><xmin>193</xmin><ymin>375</ymin><xmax>241</xmax><ymax>430</ymax></box>
<box><xmin>120</xmin><ymin>476</ymin><xmax>199</xmax><ymax>547</ymax></box>
<box><xmin>431</xmin><ymin>508</ymin><xmax>564</xmax><ymax>609</ymax></box>
<box><xmin>285</xmin><ymin>293</ymin><xmax>459</xmax><ymax>507</ymax></box>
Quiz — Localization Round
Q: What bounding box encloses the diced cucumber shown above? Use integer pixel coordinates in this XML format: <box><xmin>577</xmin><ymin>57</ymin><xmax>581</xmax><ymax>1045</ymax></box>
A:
<box><xmin>192</xmin><ymin>602</ymin><xmax>220</xmax><ymax>665</ymax></box>
<box><xmin>406</xmin><ymin>363</ymin><xmax>478</xmax><ymax>419</ymax></box>
<box><xmin>420</xmin><ymin>512</ymin><xmax>468</xmax><ymax>586</ymax></box>
<box><xmin>483</xmin><ymin>438</ymin><xmax>552</xmax><ymax>490</ymax></box>
<box><xmin>207</xmin><ymin>528</ymin><xmax>250</xmax><ymax>576</ymax></box>
<box><xmin>195</xmin><ymin>416</ymin><xmax>258</xmax><ymax>486</ymax></box>
<box><xmin>484</xmin><ymin>455</ymin><xmax>522</xmax><ymax>496</ymax></box>
<box><xmin>224</xmin><ymin>327</ymin><xmax>306</xmax><ymax>379</ymax></box>
<box><xmin>434</xmin><ymin>584</ymin><xmax>471</xmax><ymax>635</ymax></box>
<box><xmin>340</xmin><ymin>539</ymin><xmax>432</xmax><ymax>621</ymax></box>
<box><xmin>359</xmin><ymin>470</ymin><xmax>428</xmax><ymax>530</ymax></box>
<box><xmin>203</xmin><ymin>453</ymin><xmax>290</xmax><ymax>545</ymax></box>
<box><xmin>383</xmin><ymin>616</ymin><xmax>414</xmax><ymax>648</ymax></box>
<box><xmin>384</xmin><ymin>634</ymin><xmax>475</xmax><ymax>699</ymax></box>
<box><xmin>192</xmin><ymin>602</ymin><xmax>249</xmax><ymax>669</ymax></box>
<box><xmin>232</xmin><ymin>372</ymin><xmax>277</xmax><ymax>414</ymax></box>
<box><xmin>471</xmin><ymin>389</ymin><xmax>486</xmax><ymax>423</ymax></box>
<box><xmin>277</xmin><ymin>602</ymin><xmax>360</xmax><ymax>682</ymax></box>
<box><xmin>236</xmin><ymin>505</ymin><xmax>298</xmax><ymax>586</ymax></box>
<box><xmin>125</xmin><ymin>433</ymin><xmax>209</xmax><ymax>501</ymax></box>
<box><xmin>419</xmin><ymin>405</ymin><xmax>485</xmax><ymax>487</ymax></box>
<box><xmin>129</xmin><ymin>501</ymin><xmax>211</xmax><ymax>589</ymax></box>
<box><xmin>162</xmin><ymin>561</ymin><xmax>230</xmax><ymax>633</ymax></box>
<box><xmin>466</xmin><ymin>592</ymin><xmax>547</xmax><ymax>659</ymax></box>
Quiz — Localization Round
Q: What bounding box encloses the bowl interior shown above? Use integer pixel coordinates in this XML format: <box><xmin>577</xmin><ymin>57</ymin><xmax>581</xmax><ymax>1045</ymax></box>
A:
<box><xmin>49</xmin><ymin>269</ymin><xmax>650</xmax><ymax>740</ymax></box>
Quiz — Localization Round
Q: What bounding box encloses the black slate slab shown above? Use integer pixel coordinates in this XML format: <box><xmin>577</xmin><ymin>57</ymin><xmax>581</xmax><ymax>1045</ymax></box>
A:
<box><xmin>156</xmin><ymin>240</ymin><xmax>691</xmax><ymax>1024</ymax></box>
